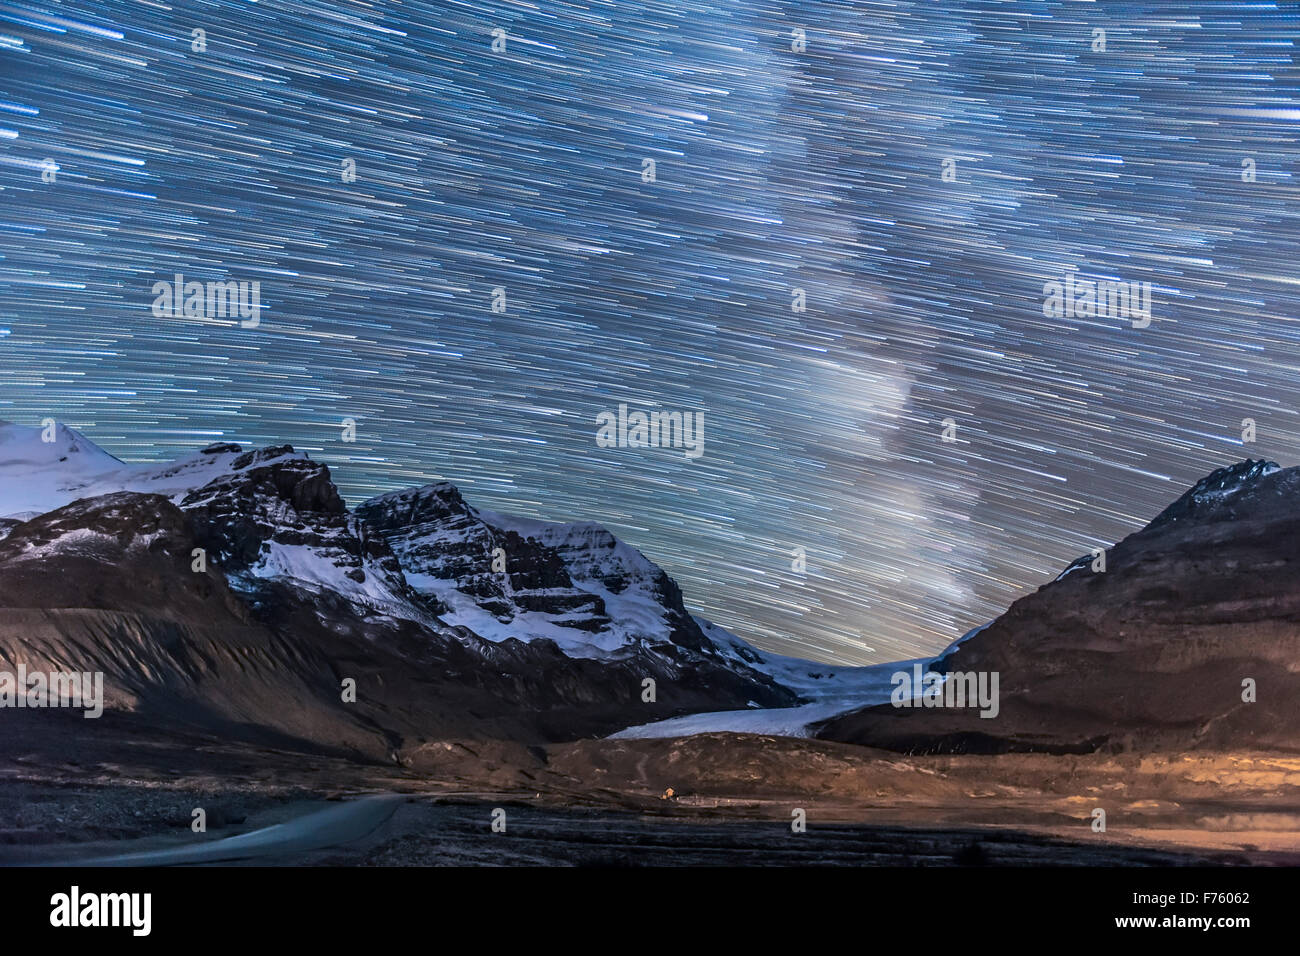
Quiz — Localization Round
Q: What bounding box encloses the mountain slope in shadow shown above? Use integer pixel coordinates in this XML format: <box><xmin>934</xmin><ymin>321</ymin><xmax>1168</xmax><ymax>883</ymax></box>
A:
<box><xmin>817</xmin><ymin>459</ymin><xmax>1300</xmax><ymax>754</ymax></box>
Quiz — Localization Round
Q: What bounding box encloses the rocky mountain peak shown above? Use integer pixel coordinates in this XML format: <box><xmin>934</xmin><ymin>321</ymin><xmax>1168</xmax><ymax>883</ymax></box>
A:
<box><xmin>358</xmin><ymin>481</ymin><xmax>472</xmax><ymax>530</ymax></box>
<box><xmin>1146</xmin><ymin>458</ymin><xmax>1284</xmax><ymax>531</ymax></box>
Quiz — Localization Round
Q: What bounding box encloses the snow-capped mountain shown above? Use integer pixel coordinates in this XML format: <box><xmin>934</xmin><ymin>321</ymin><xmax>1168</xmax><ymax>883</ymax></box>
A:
<box><xmin>0</xmin><ymin>423</ymin><xmax>420</xmax><ymax>619</ymax></box>
<box><xmin>0</xmin><ymin>421</ymin><xmax>757</xmax><ymax>664</ymax></box>
<box><xmin>0</xmin><ymin>422</ymin><xmax>306</xmax><ymax>523</ymax></box>
<box><xmin>177</xmin><ymin>445</ymin><xmax>422</xmax><ymax>619</ymax></box>
<box><xmin>358</xmin><ymin>483</ymin><xmax>742</xmax><ymax>662</ymax></box>
<box><xmin>0</xmin><ymin>420</ymin><xmax>127</xmax><ymax>519</ymax></box>
<box><xmin>356</xmin><ymin>483</ymin><xmax>615</xmax><ymax>655</ymax></box>
<box><xmin>358</xmin><ymin>481</ymin><xmax>919</xmax><ymax>739</ymax></box>
<box><xmin>356</xmin><ymin>481</ymin><xmax>814</xmax><ymax>709</ymax></box>
<box><xmin>0</xmin><ymin>422</ymin><xmax>814</xmax><ymax>743</ymax></box>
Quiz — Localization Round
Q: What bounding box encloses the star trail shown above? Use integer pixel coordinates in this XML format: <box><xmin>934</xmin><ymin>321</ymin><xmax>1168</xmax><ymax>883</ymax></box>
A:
<box><xmin>3</xmin><ymin>0</ymin><xmax>1300</xmax><ymax>664</ymax></box>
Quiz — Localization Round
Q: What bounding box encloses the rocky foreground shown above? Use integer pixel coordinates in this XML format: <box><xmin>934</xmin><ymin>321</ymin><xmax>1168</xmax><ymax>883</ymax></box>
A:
<box><xmin>1</xmin><ymin>716</ymin><xmax>1297</xmax><ymax>864</ymax></box>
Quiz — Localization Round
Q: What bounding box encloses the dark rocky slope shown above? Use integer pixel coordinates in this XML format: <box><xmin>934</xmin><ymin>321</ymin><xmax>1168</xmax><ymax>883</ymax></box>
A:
<box><xmin>818</xmin><ymin>459</ymin><xmax>1300</xmax><ymax>754</ymax></box>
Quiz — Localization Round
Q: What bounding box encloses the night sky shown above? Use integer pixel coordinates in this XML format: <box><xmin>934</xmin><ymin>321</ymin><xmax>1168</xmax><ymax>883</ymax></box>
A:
<box><xmin>3</xmin><ymin>1</ymin><xmax>1299</xmax><ymax>664</ymax></box>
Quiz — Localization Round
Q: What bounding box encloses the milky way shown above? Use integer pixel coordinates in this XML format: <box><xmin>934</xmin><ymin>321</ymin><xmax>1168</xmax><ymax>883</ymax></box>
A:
<box><xmin>2</xmin><ymin>1</ymin><xmax>1299</xmax><ymax>664</ymax></box>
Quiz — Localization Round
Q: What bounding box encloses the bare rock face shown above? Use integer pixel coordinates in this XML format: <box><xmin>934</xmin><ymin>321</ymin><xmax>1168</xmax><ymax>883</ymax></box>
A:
<box><xmin>818</xmin><ymin>459</ymin><xmax>1300</xmax><ymax>755</ymax></box>
<box><xmin>179</xmin><ymin>447</ymin><xmax>414</xmax><ymax>607</ymax></box>
<box><xmin>356</xmin><ymin>483</ymin><xmax>608</xmax><ymax>627</ymax></box>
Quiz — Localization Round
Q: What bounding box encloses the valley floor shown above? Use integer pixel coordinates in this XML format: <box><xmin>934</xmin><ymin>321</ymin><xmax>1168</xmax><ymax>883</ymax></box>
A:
<box><xmin>1</xmin><ymin>717</ymin><xmax>1297</xmax><ymax>866</ymax></box>
<box><xmin>4</xmin><ymin>793</ymin><xmax>1243</xmax><ymax>867</ymax></box>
